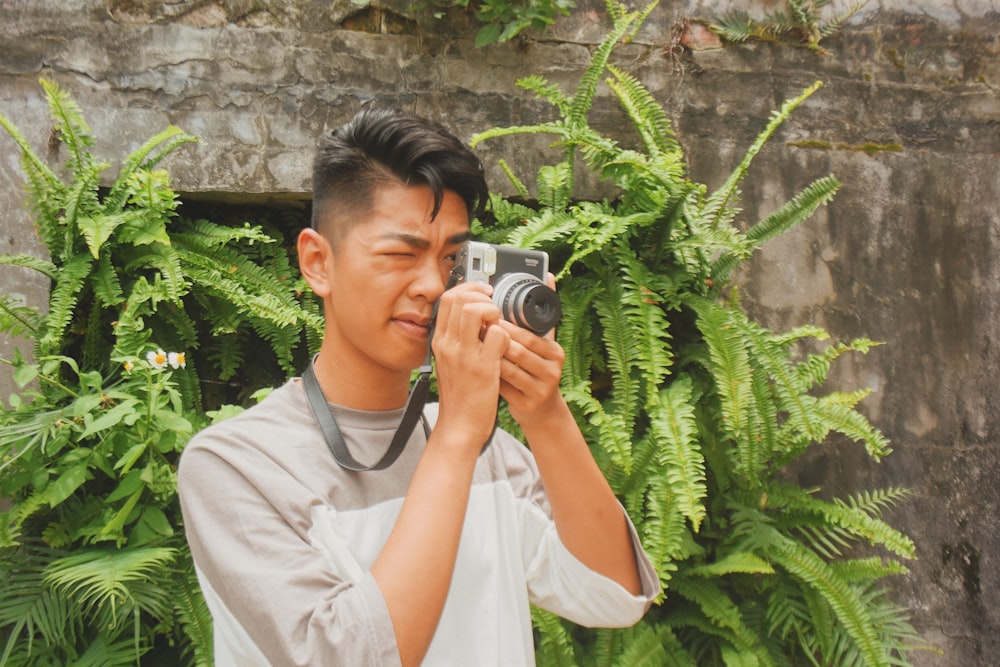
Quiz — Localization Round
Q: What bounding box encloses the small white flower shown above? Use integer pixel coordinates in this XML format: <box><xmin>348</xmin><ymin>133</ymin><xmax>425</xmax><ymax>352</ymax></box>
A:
<box><xmin>147</xmin><ymin>349</ymin><xmax>168</xmax><ymax>369</ymax></box>
<box><xmin>123</xmin><ymin>359</ymin><xmax>134</xmax><ymax>372</ymax></box>
<box><xmin>168</xmin><ymin>351</ymin><xmax>186</xmax><ymax>369</ymax></box>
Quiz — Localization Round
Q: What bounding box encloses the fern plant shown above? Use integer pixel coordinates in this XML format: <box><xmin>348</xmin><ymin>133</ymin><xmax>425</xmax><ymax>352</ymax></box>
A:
<box><xmin>712</xmin><ymin>0</ymin><xmax>867</xmax><ymax>54</ymax></box>
<box><xmin>0</xmin><ymin>79</ymin><xmax>322</xmax><ymax>410</ymax></box>
<box><xmin>0</xmin><ymin>80</ymin><xmax>319</xmax><ymax>665</ymax></box>
<box><xmin>473</xmin><ymin>3</ymin><xmax>923</xmax><ymax>665</ymax></box>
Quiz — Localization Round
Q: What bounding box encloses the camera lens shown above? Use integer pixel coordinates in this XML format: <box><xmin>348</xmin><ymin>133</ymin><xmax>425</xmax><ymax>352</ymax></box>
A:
<box><xmin>492</xmin><ymin>273</ymin><xmax>562</xmax><ymax>336</ymax></box>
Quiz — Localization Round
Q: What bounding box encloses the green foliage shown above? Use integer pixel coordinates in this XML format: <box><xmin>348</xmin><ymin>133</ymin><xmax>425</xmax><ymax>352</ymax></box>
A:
<box><xmin>409</xmin><ymin>0</ymin><xmax>577</xmax><ymax>46</ymax></box>
<box><xmin>712</xmin><ymin>0</ymin><xmax>868</xmax><ymax>54</ymax></box>
<box><xmin>0</xmin><ymin>79</ymin><xmax>322</xmax><ymax>410</ymax></box>
<box><xmin>0</xmin><ymin>80</ymin><xmax>320</xmax><ymax>664</ymax></box>
<box><xmin>473</xmin><ymin>3</ymin><xmax>922</xmax><ymax>665</ymax></box>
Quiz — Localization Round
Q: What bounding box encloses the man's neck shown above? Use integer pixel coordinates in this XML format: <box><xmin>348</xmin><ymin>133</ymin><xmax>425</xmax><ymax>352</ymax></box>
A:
<box><xmin>309</xmin><ymin>346</ymin><xmax>413</xmax><ymax>411</ymax></box>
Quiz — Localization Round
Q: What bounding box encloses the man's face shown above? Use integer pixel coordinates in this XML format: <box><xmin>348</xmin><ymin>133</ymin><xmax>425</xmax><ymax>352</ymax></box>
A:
<box><xmin>320</xmin><ymin>182</ymin><xmax>472</xmax><ymax>383</ymax></box>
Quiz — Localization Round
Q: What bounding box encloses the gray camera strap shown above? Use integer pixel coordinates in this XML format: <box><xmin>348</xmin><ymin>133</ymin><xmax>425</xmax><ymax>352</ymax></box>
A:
<box><xmin>302</xmin><ymin>354</ymin><xmax>432</xmax><ymax>472</ymax></box>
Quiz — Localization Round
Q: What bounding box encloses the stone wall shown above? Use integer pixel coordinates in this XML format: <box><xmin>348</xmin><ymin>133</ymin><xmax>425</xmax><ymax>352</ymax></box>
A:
<box><xmin>2</xmin><ymin>1</ymin><xmax>998</xmax><ymax>663</ymax></box>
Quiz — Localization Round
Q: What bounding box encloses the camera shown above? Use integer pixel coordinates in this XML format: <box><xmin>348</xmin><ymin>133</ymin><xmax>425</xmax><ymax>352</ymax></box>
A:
<box><xmin>453</xmin><ymin>241</ymin><xmax>562</xmax><ymax>336</ymax></box>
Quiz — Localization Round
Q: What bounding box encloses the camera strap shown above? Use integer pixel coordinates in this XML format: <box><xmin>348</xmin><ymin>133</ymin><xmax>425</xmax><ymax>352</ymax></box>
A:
<box><xmin>302</xmin><ymin>354</ymin><xmax>432</xmax><ymax>472</ymax></box>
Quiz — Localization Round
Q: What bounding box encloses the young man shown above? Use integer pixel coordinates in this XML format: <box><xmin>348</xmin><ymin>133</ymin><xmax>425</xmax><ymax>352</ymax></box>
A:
<box><xmin>178</xmin><ymin>108</ymin><xmax>659</xmax><ymax>666</ymax></box>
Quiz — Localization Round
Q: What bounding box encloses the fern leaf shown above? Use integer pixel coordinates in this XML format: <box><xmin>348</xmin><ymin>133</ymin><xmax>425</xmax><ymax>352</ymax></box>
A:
<box><xmin>711</xmin><ymin>176</ymin><xmax>841</xmax><ymax>282</ymax></box>
<box><xmin>516</xmin><ymin>74</ymin><xmax>571</xmax><ymax>115</ymax></box>
<box><xmin>37</xmin><ymin>253</ymin><xmax>93</xmax><ymax>355</ymax></box>
<box><xmin>594</xmin><ymin>282</ymin><xmax>641</xmax><ymax>422</ymax></box>
<box><xmin>619</xmin><ymin>251</ymin><xmax>675</xmax><ymax>392</ymax></box>
<box><xmin>0</xmin><ymin>103</ymin><xmax>63</xmax><ymax>202</ymax></box>
<box><xmin>705</xmin><ymin>82</ymin><xmax>823</xmax><ymax>226</ymax></box>
<box><xmin>40</xmin><ymin>79</ymin><xmax>95</xmax><ymax>172</ymax></box>
<box><xmin>535</xmin><ymin>163</ymin><xmax>574</xmax><ymax>212</ymax></box>
<box><xmin>606</xmin><ymin>65</ymin><xmax>679</xmax><ymax>156</ymax></box>
<box><xmin>568</xmin><ymin>11</ymin><xmax>638</xmax><ymax>127</ymax></box>
<box><xmin>688</xmin><ymin>552</ymin><xmax>775</xmax><ymax>577</ymax></box>
<box><xmin>173</xmin><ymin>562</ymin><xmax>213</xmax><ymax>666</ymax></box>
<box><xmin>640</xmin><ymin>472</ymin><xmax>687</xmax><ymax>586</ymax></box>
<box><xmin>692</xmin><ymin>299</ymin><xmax>754</xmax><ymax>446</ymax></box>
<box><xmin>555</xmin><ymin>280</ymin><xmax>599</xmax><ymax>389</ymax></box>
<box><xmin>0</xmin><ymin>295</ymin><xmax>42</xmax><ymax>338</ymax></box>
<box><xmin>764</xmin><ymin>527</ymin><xmax>892</xmax><ymax>667</ymax></box>
<box><xmin>648</xmin><ymin>376</ymin><xmax>707</xmax><ymax>530</ymax></box>
<box><xmin>531</xmin><ymin>607</ymin><xmax>577</xmax><ymax>667</ymax></box>
<box><xmin>0</xmin><ymin>254</ymin><xmax>57</xmax><ymax>280</ymax></box>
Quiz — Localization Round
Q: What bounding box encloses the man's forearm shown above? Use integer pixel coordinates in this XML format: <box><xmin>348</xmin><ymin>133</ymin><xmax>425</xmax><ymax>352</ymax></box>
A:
<box><xmin>370</xmin><ymin>430</ymin><xmax>479</xmax><ymax>667</ymax></box>
<box><xmin>522</xmin><ymin>398</ymin><xmax>643</xmax><ymax>595</ymax></box>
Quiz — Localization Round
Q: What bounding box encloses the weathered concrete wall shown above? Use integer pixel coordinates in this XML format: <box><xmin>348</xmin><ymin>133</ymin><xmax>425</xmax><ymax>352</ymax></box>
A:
<box><xmin>1</xmin><ymin>0</ymin><xmax>998</xmax><ymax>664</ymax></box>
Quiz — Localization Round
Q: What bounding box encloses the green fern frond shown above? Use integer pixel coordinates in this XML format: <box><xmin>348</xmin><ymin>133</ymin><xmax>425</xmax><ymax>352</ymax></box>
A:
<box><xmin>0</xmin><ymin>295</ymin><xmax>42</xmax><ymax>338</ymax></box>
<box><xmin>563</xmin><ymin>384</ymin><xmax>633</xmax><ymax>474</ymax></box>
<box><xmin>37</xmin><ymin>253</ymin><xmax>94</xmax><ymax>356</ymax></box>
<box><xmin>811</xmin><ymin>394</ymin><xmax>892</xmax><ymax>458</ymax></box>
<box><xmin>606</xmin><ymin>65</ymin><xmax>679</xmax><ymax>156</ymax></box>
<box><xmin>608</xmin><ymin>621</ymin><xmax>671</xmax><ymax>667</ymax></box>
<box><xmin>594</xmin><ymin>282</ymin><xmax>642</xmax><ymax>421</ymax></box>
<box><xmin>794</xmin><ymin>337</ymin><xmax>880</xmax><ymax>390</ymax></box>
<box><xmin>846</xmin><ymin>487</ymin><xmax>912</xmax><ymax>516</ymax></box>
<box><xmin>640</xmin><ymin>472</ymin><xmax>687</xmax><ymax>586</ymax></box>
<box><xmin>0</xmin><ymin>253</ymin><xmax>57</xmax><ymax>281</ymax></box>
<box><xmin>173</xmin><ymin>562</ymin><xmax>213</xmax><ymax>666</ymax></box>
<box><xmin>671</xmin><ymin>575</ymin><xmax>771</xmax><ymax>662</ymax></box>
<box><xmin>502</xmin><ymin>208</ymin><xmax>577</xmax><ymax>251</ymax></box>
<box><xmin>561</xmin><ymin>206</ymin><xmax>653</xmax><ymax>278</ymax></box>
<box><xmin>648</xmin><ymin>376</ymin><xmax>707</xmax><ymax>530</ymax></box>
<box><xmin>45</xmin><ymin>547</ymin><xmax>177</xmax><ymax>626</ymax></box>
<box><xmin>104</xmin><ymin>126</ymin><xmax>196</xmax><ymax>214</ymax></box>
<box><xmin>830</xmin><ymin>557</ymin><xmax>909</xmax><ymax>583</ymax></box>
<box><xmin>555</xmin><ymin>281</ymin><xmax>600</xmax><ymax>389</ymax></box>
<box><xmin>688</xmin><ymin>551</ymin><xmax>775</xmax><ymax>577</ymax></box>
<box><xmin>61</xmin><ymin>161</ymin><xmax>109</xmax><ymax>258</ymax></box>
<box><xmin>764</xmin><ymin>527</ymin><xmax>895</xmax><ymax>667</ymax></box>
<box><xmin>40</xmin><ymin>79</ymin><xmax>95</xmax><ymax>172</ymax></box>
<box><xmin>710</xmin><ymin>175</ymin><xmax>841</xmax><ymax>282</ymax></box>
<box><xmin>691</xmin><ymin>299</ymin><xmax>754</xmax><ymax>445</ymax></box>
<box><xmin>568</xmin><ymin>10</ymin><xmax>638</xmax><ymax>127</ymax></box>
<box><xmin>125</xmin><ymin>246</ymin><xmax>189</xmax><ymax>303</ymax></box>
<box><xmin>535</xmin><ymin>163</ymin><xmax>575</xmax><ymax>214</ymax></box>
<box><xmin>706</xmin><ymin>82</ymin><xmax>823</xmax><ymax>225</ymax></box>
<box><xmin>0</xmin><ymin>103</ymin><xmax>63</xmax><ymax>207</ymax></box>
<box><xmin>91</xmin><ymin>254</ymin><xmax>125</xmax><ymax>310</ymax></box>
<box><xmin>817</xmin><ymin>2</ymin><xmax>868</xmax><ymax>38</ymax></box>
<box><xmin>516</xmin><ymin>74</ymin><xmax>571</xmax><ymax>115</ymax></box>
<box><xmin>470</xmin><ymin>121</ymin><xmax>566</xmax><ymax>150</ymax></box>
<box><xmin>531</xmin><ymin>607</ymin><xmax>577</xmax><ymax>667</ymax></box>
<box><xmin>619</xmin><ymin>251</ymin><xmax>675</xmax><ymax>391</ymax></box>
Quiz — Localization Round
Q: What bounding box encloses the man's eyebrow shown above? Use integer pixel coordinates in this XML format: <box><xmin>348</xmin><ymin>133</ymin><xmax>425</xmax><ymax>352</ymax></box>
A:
<box><xmin>377</xmin><ymin>230</ymin><xmax>473</xmax><ymax>249</ymax></box>
<box><xmin>448</xmin><ymin>230</ymin><xmax>474</xmax><ymax>245</ymax></box>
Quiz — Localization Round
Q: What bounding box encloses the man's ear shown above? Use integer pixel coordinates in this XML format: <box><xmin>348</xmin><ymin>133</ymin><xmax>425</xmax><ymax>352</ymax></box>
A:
<box><xmin>297</xmin><ymin>228</ymin><xmax>334</xmax><ymax>298</ymax></box>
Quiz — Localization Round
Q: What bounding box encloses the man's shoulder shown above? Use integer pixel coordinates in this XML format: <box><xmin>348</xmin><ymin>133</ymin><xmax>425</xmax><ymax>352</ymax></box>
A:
<box><xmin>186</xmin><ymin>379</ymin><xmax>311</xmax><ymax>454</ymax></box>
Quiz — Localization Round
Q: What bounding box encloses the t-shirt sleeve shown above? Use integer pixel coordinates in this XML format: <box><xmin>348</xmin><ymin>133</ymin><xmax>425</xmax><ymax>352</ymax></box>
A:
<box><xmin>488</xmin><ymin>429</ymin><xmax>661</xmax><ymax>628</ymax></box>
<box><xmin>178</xmin><ymin>425</ymin><xmax>400</xmax><ymax>667</ymax></box>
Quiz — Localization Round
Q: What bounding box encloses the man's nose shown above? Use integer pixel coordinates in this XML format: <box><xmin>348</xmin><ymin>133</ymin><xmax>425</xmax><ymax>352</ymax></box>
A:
<box><xmin>411</xmin><ymin>258</ymin><xmax>449</xmax><ymax>302</ymax></box>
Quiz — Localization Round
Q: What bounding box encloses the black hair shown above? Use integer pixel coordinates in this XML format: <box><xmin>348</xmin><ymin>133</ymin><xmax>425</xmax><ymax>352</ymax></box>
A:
<box><xmin>311</xmin><ymin>107</ymin><xmax>488</xmax><ymax>242</ymax></box>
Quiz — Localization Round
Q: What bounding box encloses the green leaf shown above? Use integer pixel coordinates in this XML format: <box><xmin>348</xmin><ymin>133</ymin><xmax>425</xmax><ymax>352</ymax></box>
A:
<box><xmin>81</xmin><ymin>399</ymin><xmax>139</xmax><ymax>439</ymax></box>
<box><xmin>45</xmin><ymin>464</ymin><xmax>90</xmax><ymax>507</ymax></box>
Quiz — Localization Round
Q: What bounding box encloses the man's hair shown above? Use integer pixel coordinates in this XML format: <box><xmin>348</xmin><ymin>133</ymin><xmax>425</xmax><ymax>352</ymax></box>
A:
<box><xmin>311</xmin><ymin>107</ymin><xmax>489</xmax><ymax>242</ymax></box>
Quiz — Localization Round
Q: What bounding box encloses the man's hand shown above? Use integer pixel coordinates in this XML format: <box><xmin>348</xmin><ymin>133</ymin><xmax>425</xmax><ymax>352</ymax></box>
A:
<box><xmin>431</xmin><ymin>281</ymin><xmax>510</xmax><ymax>449</ymax></box>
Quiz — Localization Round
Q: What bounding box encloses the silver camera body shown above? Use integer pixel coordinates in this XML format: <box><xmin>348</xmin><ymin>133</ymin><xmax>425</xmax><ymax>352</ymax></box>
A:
<box><xmin>454</xmin><ymin>241</ymin><xmax>562</xmax><ymax>336</ymax></box>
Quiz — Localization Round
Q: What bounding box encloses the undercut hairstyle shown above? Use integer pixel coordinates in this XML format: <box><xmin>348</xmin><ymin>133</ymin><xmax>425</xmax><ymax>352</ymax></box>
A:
<box><xmin>311</xmin><ymin>107</ymin><xmax>489</xmax><ymax>244</ymax></box>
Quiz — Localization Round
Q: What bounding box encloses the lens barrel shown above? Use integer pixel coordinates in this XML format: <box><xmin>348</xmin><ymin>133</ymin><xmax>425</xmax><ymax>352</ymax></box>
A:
<box><xmin>492</xmin><ymin>273</ymin><xmax>562</xmax><ymax>336</ymax></box>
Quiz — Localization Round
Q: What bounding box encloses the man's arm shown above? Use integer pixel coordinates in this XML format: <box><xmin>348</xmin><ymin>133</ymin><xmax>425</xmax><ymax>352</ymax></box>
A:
<box><xmin>370</xmin><ymin>283</ymin><xmax>511</xmax><ymax>667</ymax></box>
<box><xmin>497</xmin><ymin>319</ymin><xmax>644</xmax><ymax>595</ymax></box>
